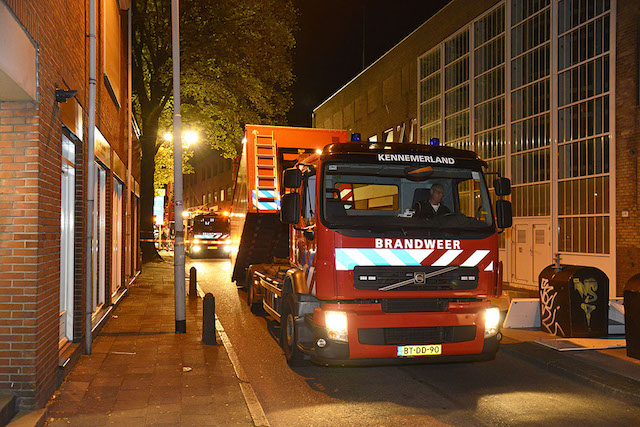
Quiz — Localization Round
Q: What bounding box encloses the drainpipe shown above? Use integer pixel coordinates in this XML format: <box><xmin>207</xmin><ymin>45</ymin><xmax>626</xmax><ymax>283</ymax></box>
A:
<box><xmin>85</xmin><ymin>0</ymin><xmax>96</xmax><ymax>355</ymax></box>
<box><xmin>125</xmin><ymin>6</ymin><xmax>132</xmax><ymax>281</ymax></box>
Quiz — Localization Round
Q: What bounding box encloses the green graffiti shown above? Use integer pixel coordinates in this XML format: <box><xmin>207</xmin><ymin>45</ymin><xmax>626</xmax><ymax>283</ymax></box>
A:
<box><xmin>573</xmin><ymin>277</ymin><xmax>598</xmax><ymax>326</ymax></box>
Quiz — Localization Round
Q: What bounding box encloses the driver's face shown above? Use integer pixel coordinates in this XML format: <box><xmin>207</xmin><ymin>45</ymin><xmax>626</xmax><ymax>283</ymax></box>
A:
<box><xmin>429</xmin><ymin>187</ymin><xmax>444</xmax><ymax>204</ymax></box>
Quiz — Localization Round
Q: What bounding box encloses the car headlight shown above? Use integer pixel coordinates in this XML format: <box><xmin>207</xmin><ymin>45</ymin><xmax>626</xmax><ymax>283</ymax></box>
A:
<box><xmin>325</xmin><ymin>311</ymin><xmax>348</xmax><ymax>342</ymax></box>
<box><xmin>484</xmin><ymin>307</ymin><xmax>501</xmax><ymax>337</ymax></box>
<box><xmin>192</xmin><ymin>245</ymin><xmax>201</xmax><ymax>252</ymax></box>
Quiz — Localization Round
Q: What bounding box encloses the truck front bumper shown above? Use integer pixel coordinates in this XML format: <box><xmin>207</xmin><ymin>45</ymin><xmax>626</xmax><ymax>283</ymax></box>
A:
<box><xmin>309</xmin><ymin>302</ymin><xmax>500</xmax><ymax>366</ymax></box>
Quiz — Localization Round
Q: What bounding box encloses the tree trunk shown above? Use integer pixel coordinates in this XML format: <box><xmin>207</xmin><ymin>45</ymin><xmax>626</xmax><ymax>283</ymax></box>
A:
<box><xmin>140</xmin><ymin>128</ymin><xmax>162</xmax><ymax>263</ymax></box>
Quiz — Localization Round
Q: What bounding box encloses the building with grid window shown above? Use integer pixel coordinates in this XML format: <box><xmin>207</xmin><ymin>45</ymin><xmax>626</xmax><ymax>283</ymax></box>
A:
<box><xmin>313</xmin><ymin>0</ymin><xmax>639</xmax><ymax>297</ymax></box>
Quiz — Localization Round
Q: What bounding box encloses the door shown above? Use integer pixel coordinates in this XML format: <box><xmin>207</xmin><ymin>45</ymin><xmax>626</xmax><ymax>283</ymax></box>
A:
<box><xmin>59</xmin><ymin>135</ymin><xmax>75</xmax><ymax>344</ymax></box>
<box><xmin>93</xmin><ymin>164</ymin><xmax>107</xmax><ymax>312</ymax></box>
<box><xmin>112</xmin><ymin>178</ymin><xmax>123</xmax><ymax>295</ymax></box>
<box><xmin>532</xmin><ymin>222</ymin><xmax>552</xmax><ymax>283</ymax></box>
<box><xmin>513</xmin><ymin>224</ymin><xmax>532</xmax><ymax>283</ymax></box>
<box><xmin>512</xmin><ymin>220</ymin><xmax>552</xmax><ymax>287</ymax></box>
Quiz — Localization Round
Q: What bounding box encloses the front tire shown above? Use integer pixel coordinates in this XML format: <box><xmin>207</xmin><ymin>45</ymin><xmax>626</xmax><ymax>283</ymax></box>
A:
<box><xmin>247</xmin><ymin>270</ymin><xmax>262</xmax><ymax>314</ymax></box>
<box><xmin>281</xmin><ymin>295</ymin><xmax>305</xmax><ymax>366</ymax></box>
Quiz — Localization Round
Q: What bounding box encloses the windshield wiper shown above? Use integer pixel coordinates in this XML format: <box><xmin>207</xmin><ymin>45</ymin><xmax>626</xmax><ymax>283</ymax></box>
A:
<box><xmin>378</xmin><ymin>266</ymin><xmax>459</xmax><ymax>291</ymax></box>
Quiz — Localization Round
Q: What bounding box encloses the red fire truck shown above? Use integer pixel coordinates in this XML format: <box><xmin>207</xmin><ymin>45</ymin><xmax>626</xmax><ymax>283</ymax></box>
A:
<box><xmin>231</xmin><ymin>125</ymin><xmax>512</xmax><ymax>366</ymax></box>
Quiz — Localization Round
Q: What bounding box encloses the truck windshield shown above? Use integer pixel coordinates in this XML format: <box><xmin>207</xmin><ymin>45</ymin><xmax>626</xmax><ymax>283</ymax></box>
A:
<box><xmin>322</xmin><ymin>163</ymin><xmax>494</xmax><ymax>231</ymax></box>
<box><xmin>192</xmin><ymin>215</ymin><xmax>229</xmax><ymax>237</ymax></box>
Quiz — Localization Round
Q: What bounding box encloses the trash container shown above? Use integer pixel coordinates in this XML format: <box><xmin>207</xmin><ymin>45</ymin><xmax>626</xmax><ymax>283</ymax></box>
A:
<box><xmin>624</xmin><ymin>274</ymin><xmax>640</xmax><ymax>360</ymax></box>
<box><xmin>538</xmin><ymin>265</ymin><xmax>608</xmax><ymax>338</ymax></box>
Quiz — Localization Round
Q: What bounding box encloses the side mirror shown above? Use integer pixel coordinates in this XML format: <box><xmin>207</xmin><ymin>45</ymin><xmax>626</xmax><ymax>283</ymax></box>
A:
<box><xmin>494</xmin><ymin>177</ymin><xmax>511</xmax><ymax>196</ymax></box>
<box><xmin>283</xmin><ymin>168</ymin><xmax>302</xmax><ymax>189</ymax></box>
<box><xmin>496</xmin><ymin>200</ymin><xmax>512</xmax><ymax>229</ymax></box>
<box><xmin>280</xmin><ymin>193</ymin><xmax>300</xmax><ymax>224</ymax></box>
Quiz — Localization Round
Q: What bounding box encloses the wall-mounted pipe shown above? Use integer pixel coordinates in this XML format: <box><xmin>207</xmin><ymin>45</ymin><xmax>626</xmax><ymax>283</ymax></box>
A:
<box><xmin>85</xmin><ymin>0</ymin><xmax>96</xmax><ymax>355</ymax></box>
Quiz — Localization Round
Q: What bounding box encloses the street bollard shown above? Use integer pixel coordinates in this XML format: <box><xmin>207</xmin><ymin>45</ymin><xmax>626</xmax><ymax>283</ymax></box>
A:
<box><xmin>189</xmin><ymin>267</ymin><xmax>197</xmax><ymax>298</ymax></box>
<box><xmin>203</xmin><ymin>293</ymin><xmax>217</xmax><ymax>345</ymax></box>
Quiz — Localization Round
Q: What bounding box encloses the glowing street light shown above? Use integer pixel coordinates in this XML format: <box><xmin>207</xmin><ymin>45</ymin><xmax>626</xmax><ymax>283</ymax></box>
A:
<box><xmin>184</xmin><ymin>130</ymin><xmax>199</xmax><ymax>146</ymax></box>
<box><xmin>162</xmin><ymin>130</ymin><xmax>199</xmax><ymax>146</ymax></box>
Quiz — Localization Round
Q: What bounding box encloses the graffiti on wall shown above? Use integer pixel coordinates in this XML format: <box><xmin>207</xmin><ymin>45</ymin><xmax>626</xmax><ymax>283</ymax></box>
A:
<box><xmin>540</xmin><ymin>277</ymin><xmax>565</xmax><ymax>336</ymax></box>
<box><xmin>573</xmin><ymin>277</ymin><xmax>598</xmax><ymax>326</ymax></box>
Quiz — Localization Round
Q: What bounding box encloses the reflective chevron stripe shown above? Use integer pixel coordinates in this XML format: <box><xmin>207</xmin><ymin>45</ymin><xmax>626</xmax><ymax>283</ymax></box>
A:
<box><xmin>257</xmin><ymin>189</ymin><xmax>276</xmax><ymax>199</ymax></box>
<box><xmin>335</xmin><ymin>248</ymin><xmax>491</xmax><ymax>271</ymax></box>
<box><xmin>335</xmin><ymin>249</ymin><xmax>434</xmax><ymax>271</ymax></box>
<box><xmin>252</xmin><ymin>190</ymin><xmax>280</xmax><ymax>211</ymax></box>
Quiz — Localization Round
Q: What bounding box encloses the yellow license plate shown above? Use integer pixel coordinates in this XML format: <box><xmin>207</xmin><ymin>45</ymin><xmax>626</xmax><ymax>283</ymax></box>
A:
<box><xmin>397</xmin><ymin>344</ymin><xmax>442</xmax><ymax>357</ymax></box>
<box><xmin>207</xmin><ymin>246</ymin><xmax>218</xmax><ymax>249</ymax></box>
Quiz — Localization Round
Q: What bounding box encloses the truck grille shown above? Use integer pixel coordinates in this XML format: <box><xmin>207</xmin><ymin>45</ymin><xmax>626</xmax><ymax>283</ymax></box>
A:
<box><xmin>354</xmin><ymin>266</ymin><xmax>479</xmax><ymax>291</ymax></box>
<box><xmin>358</xmin><ymin>325</ymin><xmax>477</xmax><ymax>346</ymax></box>
<box><xmin>381</xmin><ymin>299</ymin><xmax>449</xmax><ymax>313</ymax></box>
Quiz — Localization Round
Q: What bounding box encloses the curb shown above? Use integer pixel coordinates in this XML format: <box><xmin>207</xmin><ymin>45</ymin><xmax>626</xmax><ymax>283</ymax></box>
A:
<box><xmin>501</xmin><ymin>341</ymin><xmax>640</xmax><ymax>406</ymax></box>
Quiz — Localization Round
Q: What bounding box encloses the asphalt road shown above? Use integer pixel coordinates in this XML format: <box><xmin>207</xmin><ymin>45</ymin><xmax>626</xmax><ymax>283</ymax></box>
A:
<box><xmin>187</xmin><ymin>257</ymin><xmax>640</xmax><ymax>426</ymax></box>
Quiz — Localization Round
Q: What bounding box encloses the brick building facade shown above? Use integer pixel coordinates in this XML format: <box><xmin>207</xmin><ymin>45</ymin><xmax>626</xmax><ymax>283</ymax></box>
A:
<box><xmin>314</xmin><ymin>0</ymin><xmax>638</xmax><ymax>297</ymax></box>
<box><xmin>0</xmin><ymin>0</ymin><xmax>140</xmax><ymax>409</ymax></box>
<box><xmin>184</xmin><ymin>145</ymin><xmax>234</xmax><ymax>214</ymax></box>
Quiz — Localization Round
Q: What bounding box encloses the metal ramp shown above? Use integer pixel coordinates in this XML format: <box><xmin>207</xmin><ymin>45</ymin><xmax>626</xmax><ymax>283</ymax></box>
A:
<box><xmin>231</xmin><ymin>213</ymin><xmax>289</xmax><ymax>285</ymax></box>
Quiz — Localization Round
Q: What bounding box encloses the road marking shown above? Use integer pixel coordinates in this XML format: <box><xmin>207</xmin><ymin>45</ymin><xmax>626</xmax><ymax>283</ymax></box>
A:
<box><xmin>216</xmin><ymin>315</ymin><xmax>270</xmax><ymax>427</ymax></box>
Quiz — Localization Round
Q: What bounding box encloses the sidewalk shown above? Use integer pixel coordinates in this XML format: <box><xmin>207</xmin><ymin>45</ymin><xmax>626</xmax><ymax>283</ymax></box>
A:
<box><xmin>489</xmin><ymin>283</ymin><xmax>640</xmax><ymax>405</ymax></box>
<box><xmin>500</xmin><ymin>324</ymin><xmax>640</xmax><ymax>406</ymax></box>
<box><xmin>45</xmin><ymin>260</ymin><xmax>253</xmax><ymax>426</ymax></box>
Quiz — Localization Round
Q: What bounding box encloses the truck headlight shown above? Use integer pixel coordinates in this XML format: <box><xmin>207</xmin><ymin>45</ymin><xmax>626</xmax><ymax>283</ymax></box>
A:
<box><xmin>325</xmin><ymin>311</ymin><xmax>348</xmax><ymax>342</ymax></box>
<box><xmin>192</xmin><ymin>245</ymin><xmax>201</xmax><ymax>253</ymax></box>
<box><xmin>223</xmin><ymin>245</ymin><xmax>232</xmax><ymax>252</ymax></box>
<box><xmin>484</xmin><ymin>307</ymin><xmax>501</xmax><ymax>337</ymax></box>
<box><xmin>193</xmin><ymin>238</ymin><xmax>200</xmax><ymax>244</ymax></box>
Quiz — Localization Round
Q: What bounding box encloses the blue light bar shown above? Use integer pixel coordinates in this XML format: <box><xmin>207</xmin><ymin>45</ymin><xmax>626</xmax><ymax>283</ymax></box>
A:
<box><xmin>351</xmin><ymin>133</ymin><xmax>361</xmax><ymax>142</ymax></box>
<box><xmin>429</xmin><ymin>138</ymin><xmax>440</xmax><ymax>146</ymax></box>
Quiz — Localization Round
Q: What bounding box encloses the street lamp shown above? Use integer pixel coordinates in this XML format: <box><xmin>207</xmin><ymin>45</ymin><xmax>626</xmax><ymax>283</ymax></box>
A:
<box><xmin>171</xmin><ymin>0</ymin><xmax>186</xmax><ymax>334</ymax></box>
<box><xmin>163</xmin><ymin>130</ymin><xmax>199</xmax><ymax>147</ymax></box>
<box><xmin>184</xmin><ymin>130</ymin><xmax>198</xmax><ymax>146</ymax></box>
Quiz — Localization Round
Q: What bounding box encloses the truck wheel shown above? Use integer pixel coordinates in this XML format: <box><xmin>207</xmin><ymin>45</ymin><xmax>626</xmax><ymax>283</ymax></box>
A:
<box><xmin>247</xmin><ymin>271</ymin><xmax>262</xmax><ymax>314</ymax></box>
<box><xmin>281</xmin><ymin>295</ymin><xmax>305</xmax><ymax>366</ymax></box>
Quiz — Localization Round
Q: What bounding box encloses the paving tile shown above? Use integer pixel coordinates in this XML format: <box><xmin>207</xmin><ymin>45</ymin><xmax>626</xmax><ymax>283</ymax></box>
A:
<box><xmin>65</xmin><ymin>414</ymin><xmax>109</xmax><ymax>426</ymax></box>
<box><xmin>145</xmin><ymin>411</ymin><xmax>181</xmax><ymax>425</ymax></box>
<box><xmin>45</xmin><ymin>418</ymin><xmax>73</xmax><ymax>426</ymax></box>
<box><xmin>106</xmin><ymin>415</ymin><xmax>146</xmax><ymax>426</ymax></box>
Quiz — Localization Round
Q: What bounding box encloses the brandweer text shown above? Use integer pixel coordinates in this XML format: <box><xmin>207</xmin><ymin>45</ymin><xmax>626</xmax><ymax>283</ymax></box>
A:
<box><xmin>374</xmin><ymin>238</ymin><xmax>461</xmax><ymax>250</ymax></box>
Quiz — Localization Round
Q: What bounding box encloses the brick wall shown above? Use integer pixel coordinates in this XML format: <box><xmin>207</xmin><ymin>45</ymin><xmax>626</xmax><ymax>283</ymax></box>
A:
<box><xmin>0</xmin><ymin>0</ymin><xmax>138</xmax><ymax>410</ymax></box>
<box><xmin>0</xmin><ymin>102</ymin><xmax>41</xmax><ymax>408</ymax></box>
<box><xmin>615</xmin><ymin>1</ymin><xmax>640</xmax><ymax>294</ymax></box>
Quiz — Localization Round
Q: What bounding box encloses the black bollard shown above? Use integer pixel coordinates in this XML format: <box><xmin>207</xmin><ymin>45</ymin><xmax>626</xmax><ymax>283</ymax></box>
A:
<box><xmin>189</xmin><ymin>267</ymin><xmax>197</xmax><ymax>298</ymax></box>
<box><xmin>203</xmin><ymin>293</ymin><xmax>217</xmax><ymax>345</ymax></box>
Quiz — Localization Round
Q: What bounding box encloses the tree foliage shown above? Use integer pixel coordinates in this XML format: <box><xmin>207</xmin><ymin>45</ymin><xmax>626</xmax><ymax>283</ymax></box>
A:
<box><xmin>154</xmin><ymin>143</ymin><xmax>194</xmax><ymax>189</ymax></box>
<box><xmin>132</xmin><ymin>0</ymin><xmax>296</xmax><ymax>260</ymax></box>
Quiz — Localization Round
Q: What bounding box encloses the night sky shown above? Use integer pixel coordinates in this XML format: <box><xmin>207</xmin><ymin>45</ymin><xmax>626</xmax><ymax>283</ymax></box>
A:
<box><xmin>288</xmin><ymin>0</ymin><xmax>452</xmax><ymax>127</ymax></box>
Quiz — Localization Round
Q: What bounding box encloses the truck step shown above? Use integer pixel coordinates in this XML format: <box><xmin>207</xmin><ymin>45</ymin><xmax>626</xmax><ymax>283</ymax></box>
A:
<box><xmin>256</xmin><ymin>143</ymin><xmax>275</xmax><ymax>149</ymax></box>
<box><xmin>296</xmin><ymin>341</ymin><xmax>314</xmax><ymax>354</ymax></box>
<box><xmin>304</xmin><ymin>313</ymin><xmax>314</xmax><ymax>327</ymax></box>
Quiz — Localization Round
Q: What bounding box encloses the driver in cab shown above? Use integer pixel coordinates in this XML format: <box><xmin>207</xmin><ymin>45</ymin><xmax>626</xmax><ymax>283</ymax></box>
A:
<box><xmin>421</xmin><ymin>183</ymin><xmax>451</xmax><ymax>218</ymax></box>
